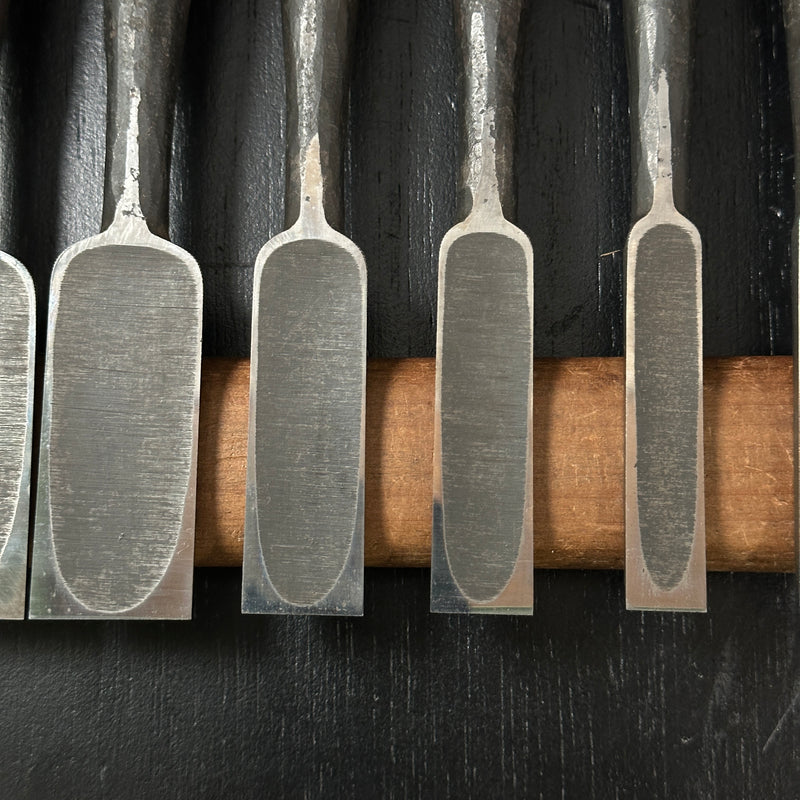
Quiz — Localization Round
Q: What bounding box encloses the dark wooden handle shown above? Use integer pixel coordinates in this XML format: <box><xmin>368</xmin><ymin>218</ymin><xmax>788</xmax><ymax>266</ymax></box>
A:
<box><xmin>195</xmin><ymin>356</ymin><xmax>794</xmax><ymax>572</ymax></box>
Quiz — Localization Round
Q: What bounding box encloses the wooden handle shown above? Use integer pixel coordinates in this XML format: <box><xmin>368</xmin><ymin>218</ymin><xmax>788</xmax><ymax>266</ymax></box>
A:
<box><xmin>195</xmin><ymin>356</ymin><xmax>794</xmax><ymax>572</ymax></box>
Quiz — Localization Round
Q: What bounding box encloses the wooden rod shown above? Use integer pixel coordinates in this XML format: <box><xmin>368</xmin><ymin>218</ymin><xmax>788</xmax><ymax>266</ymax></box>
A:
<box><xmin>195</xmin><ymin>356</ymin><xmax>794</xmax><ymax>572</ymax></box>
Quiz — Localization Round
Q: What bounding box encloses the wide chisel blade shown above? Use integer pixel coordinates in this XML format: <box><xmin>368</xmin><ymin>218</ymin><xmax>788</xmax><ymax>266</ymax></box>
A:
<box><xmin>29</xmin><ymin>0</ymin><xmax>202</xmax><ymax>619</ymax></box>
<box><xmin>431</xmin><ymin>0</ymin><xmax>533</xmax><ymax>615</ymax></box>
<box><xmin>242</xmin><ymin>0</ymin><xmax>366</xmax><ymax>616</ymax></box>
<box><xmin>624</xmin><ymin>0</ymin><xmax>706</xmax><ymax>611</ymax></box>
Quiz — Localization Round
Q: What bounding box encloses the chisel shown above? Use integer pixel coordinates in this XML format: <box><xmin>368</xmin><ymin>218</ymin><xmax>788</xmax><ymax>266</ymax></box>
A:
<box><xmin>430</xmin><ymin>0</ymin><xmax>533</xmax><ymax>615</ymax></box>
<box><xmin>623</xmin><ymin>0</ymin><xmax>705</xmax><ymax>611</ymax></box>
<box><xmin>784</xmin><ymin>0</ymin><xmax>800</xmax><ymax>591</ymax></box>
<box><xmin>0</xmin><ymin>0</ymin><xmax>35</xmax><ymax>620</ymax></box>
<box><xmin>29</xmin><ymin>0</ymin><xmax>202</xmax><ymax>619</ymax></box>
<box><xmin>241</xmin><ymin>0</ymin><xmax>366</xmax><ymax>616</ymax></box>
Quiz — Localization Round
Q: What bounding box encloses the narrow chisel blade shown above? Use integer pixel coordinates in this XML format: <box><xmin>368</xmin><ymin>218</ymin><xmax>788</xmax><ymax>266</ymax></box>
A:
<box><xmin>242</xmin><ymin>231</ymin><xmax>366</xmax><ymax>615</ymax></box>
<box><xmin>430</xmin><ymin>0</ymin><xmax>532</xmax><ymax>614</ymax></box>
<box><xmin>242</xmin><ymin>0</ymin><xmax>366</xmax><ymax>616</ymax></box>
<box><xmin>431</xmin><ymin>222</ymin><xmax>533</xmax><ymax>614</ymax></box>
<box><xmin>625</xmin><ymin>213</ymin><xmax>705</xmax><ymax>610</ymax></box>
<box><xmin>623</xmin><ymin>0</ymin><xmax>706</xmax><ymax>609</ymax></box>
<box><xmin>431</xmin><ymin>0</ymin><xmax>533</xmax><ymax>614</ymax></box>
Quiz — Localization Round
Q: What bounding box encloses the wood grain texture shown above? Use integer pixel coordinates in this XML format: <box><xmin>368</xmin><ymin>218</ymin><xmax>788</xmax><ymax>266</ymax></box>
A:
<box><xmin>195</xmin><ymin>355</ymin><xmax>794</xmax><ymax>572</ymax></box>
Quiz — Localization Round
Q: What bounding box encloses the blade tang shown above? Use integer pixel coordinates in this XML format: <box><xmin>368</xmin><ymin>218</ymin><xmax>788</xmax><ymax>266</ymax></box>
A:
<box><xmin>102</xmin><ymin>0</ymin><xmax>191</xmax><ymax>237</ymax></box>
<box><xmin>282</xmin><ymin>0</ymin><xmax>357</xmax><ymax>231</ymax></box>
<box><xmin>623</xmin><ymin>0</ymin><xmax>693</xmax><ymax>220</ymax></box>
<box><xmin>454</xmin><ymin>0</ymin><xmax>522</xmax><ymax>222</ymax></box>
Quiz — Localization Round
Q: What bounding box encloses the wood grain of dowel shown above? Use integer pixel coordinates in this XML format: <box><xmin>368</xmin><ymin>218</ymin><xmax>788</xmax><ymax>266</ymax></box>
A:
<box><xmin>195</xmin><ymin>356</ymin><xmax>794</xmax><ymax>572</ymax></box>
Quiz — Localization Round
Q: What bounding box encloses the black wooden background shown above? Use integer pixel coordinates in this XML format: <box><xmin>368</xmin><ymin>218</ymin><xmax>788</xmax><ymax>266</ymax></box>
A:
<box><xmin>0</xmin><ymin>0</ymin><xmax>798</xmax><ymax>797</ymax></box>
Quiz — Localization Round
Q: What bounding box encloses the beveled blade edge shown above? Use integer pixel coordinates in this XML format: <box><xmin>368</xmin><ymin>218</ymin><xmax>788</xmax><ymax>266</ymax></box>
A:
<box><xmin>241</xmin><ymin>224</ymin><xmax>366</xmax><ymax>617</ymax></box>
<box><xmin>28</xmin><ymin>219</ymin><xmax>202</xmax><ymax>620</ymax></box>
<box><xmin>0</xmin><ymin>253</ymin><xmax>35</xmax><ymax>620</ymax></box>
<box><xmin>624</xmin><ymin>211</ymin><xmax>706</xmax><ymax>612</ymax></box>
<box><xmin>430</xmin><ymin>215</ymin><xmax>534</xmax><ymax>616</ymax></box>
<box><xmin>242</xmin><ymin>477</ymin><xmax>365</xmax><ymax>616</ymax></box>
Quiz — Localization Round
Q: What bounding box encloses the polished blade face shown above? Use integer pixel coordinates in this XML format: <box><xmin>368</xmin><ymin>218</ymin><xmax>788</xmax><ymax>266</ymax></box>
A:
<box><xmin>626</xmin><ymin>219</ymin><xmax>705</xmax><ymax>611</ymax></box>
<box><xmin>30</xmin><ymin>242</ymin><xmax>202</xmax><ymax>618</ymax></box>
<box><xmin>242</xmin><ymin>237</ymin><xmax>366</xmax><ymax>615</ymax></box>
<box><xmin>432</xmin><ymin>230</ymin><xmax>533</xmax><ymax>614</ymax></box>
<box><xmin>0</xmin><ymin>253</ymin><xmax>34</xmax><ymax>619</ymax></box>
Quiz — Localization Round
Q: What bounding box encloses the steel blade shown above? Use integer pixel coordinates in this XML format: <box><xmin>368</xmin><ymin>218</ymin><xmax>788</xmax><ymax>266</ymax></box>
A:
<box><xmin>625</xmin><ymin>214</ymin><xmax>705</xmax><ymax>610</ymax></box>
<box><xmin>242</xmin><ymin>231</ymin><xmax>366</xmax><ymax>615</ymax></box>
<box><xmin>242</xmin><ymin>0</ymin><xmax>365</xmax><ymax>616</ymax></box>
<box><xmin>432</xmin><ymin>223</ymin><xmax>533</xmax><ymax>614</ymax></box>
<box><xmin>430</xmin><ymin>0</ymin><xmax>532</xmax><ymax>614</ymax></box>
<box><xmin>0</xmin><ymin>252</ymin><xmax>34</xmax><ymax>619</ymax></box>
<box><xmin>623</xmin><ymin>0</ymin><xmax>706</xmax><ymax>611</ymax></box>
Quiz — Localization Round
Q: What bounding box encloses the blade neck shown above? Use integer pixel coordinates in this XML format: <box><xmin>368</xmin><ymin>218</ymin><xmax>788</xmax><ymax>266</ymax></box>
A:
<box><xmin>102</xmin><ymin>0</ymin><xmax>190</xmax><ymax>238</ymax></box>
<box><xmin>652</xmin><ymin>71</ymin><xmax>675</xmax><ymax>209</ymax></box>
<box><xmin>624</xmin><ymin>0</ymin><xmax>694</xmax><ymax>220</ymax></box>
<box><xmin>283</xmin><ymin>0</ymin><xmax>356</xmax><ymax>231</ymax></box>
<box><xmin>455</xmin><ymin>0</ymin><xmax>522</xmax><ymax>222</ymax></box>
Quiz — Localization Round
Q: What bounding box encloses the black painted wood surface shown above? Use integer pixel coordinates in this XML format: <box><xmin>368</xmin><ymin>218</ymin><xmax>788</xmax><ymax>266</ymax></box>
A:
<box><xmin>0</xmin><ymin>0</ymin><xmax>798</xmax><ymax>796</ymax></box>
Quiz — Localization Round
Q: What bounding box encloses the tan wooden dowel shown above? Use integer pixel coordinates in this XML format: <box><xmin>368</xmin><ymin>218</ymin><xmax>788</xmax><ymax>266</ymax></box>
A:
<box><xmin>194</xmin><ymin>356</ymin><xmax>794</xmax><ymax>572</ymax></box>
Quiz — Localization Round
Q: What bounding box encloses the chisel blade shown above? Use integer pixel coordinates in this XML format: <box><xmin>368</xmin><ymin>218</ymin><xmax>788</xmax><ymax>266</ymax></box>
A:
<box><xmin>431</xmin><ymin>0</ymin><xmax>532</xmax><ymax>615</ymax></box>
<box><xmin>0</xmin><ymin>252</ymin><xmax>34</xmax><ymax>619</ymax></box>
<box><xmin>431</xmin><ymin>218</ymin><xmax>533</xmax><ymax>614</ymax></box>
<box><xmin>28</xmin><ymin>0</ymin><xmax>201</xmax><ymax>619</ymax></box>
<box><xmin>242</xmin><ymin>228</ymin><xmax>366</xmax><ymax>615</ymax></box>
<box><xmin>625</xmin><ymin>211</ymin><xmax>705</xmax><ymax>610</ymax></box>
<box><xmin>623</xmin><ymin>0</ymin><xmax>706</xmax><ymax>611</ymax></box>
<box><xmin>242</xmin><ymin>0</ymin><xmax>365</xmax><ymax>616</ymax></box>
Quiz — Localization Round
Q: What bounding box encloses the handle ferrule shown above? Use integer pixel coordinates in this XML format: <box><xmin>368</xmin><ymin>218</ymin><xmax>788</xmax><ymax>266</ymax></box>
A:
<box><xmin>102</xmin><ymin>0</ymin><xmax>191</xmax><ymax>238</ymax></box>
<box><xmin>624</xmin><ymin>0</ymin><xmax>694</xmax><ymax>220</ymax></box>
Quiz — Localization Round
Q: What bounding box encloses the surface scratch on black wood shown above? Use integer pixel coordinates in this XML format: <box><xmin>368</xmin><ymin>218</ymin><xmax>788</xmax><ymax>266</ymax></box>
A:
<box><xmin>3</xmin><ymin>570</ymin><xmax>800</xmax><ymax>798</ymax></box>
<box><xmin>0</xmin><ymin>0</ymin><xmax>797</xmax><ymax>796</ymax></box>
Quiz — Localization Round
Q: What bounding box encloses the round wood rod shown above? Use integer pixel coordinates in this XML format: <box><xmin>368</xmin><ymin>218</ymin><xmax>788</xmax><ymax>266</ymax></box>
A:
<box><xmin>195</xmin><ymin>356</ymin><xmax>793</xmax><ymax>572</ymax></box>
